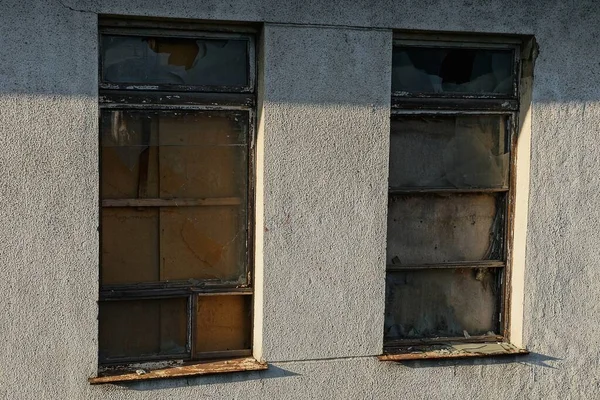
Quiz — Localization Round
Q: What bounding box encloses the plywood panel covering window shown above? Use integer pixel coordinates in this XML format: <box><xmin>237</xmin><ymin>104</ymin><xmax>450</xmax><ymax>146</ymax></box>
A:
<box><xmin>98</xmin><ymin>21</ymin><xmax>256</xmax><ymax>367</ymax></box>
<box><xmin>384</xmin><ymin>36</ymin><xmax>523</xmax><ymax>355</ymax></box>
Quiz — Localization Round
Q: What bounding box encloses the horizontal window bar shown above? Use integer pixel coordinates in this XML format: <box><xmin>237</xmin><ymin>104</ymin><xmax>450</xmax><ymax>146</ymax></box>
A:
<box><xmin>100</xmin><ymin>286</ymin><xmax>252</xmax><ymax>300</ymax></box>
<box><xmin>100</xmin><ymin>83</ymin><xmax>253</xmax><ymax>94</ymax></box>
<box><xmin>393</xmin><ymin>36</ymin><xmax>522</xmax><ymax>47</ymax></box>
<box><xmin>391</xmin><ymin>97</ymin><xmax>518</xmax><ymax>111</ymax></box>
<box><xmin>100</xmin><ymin>26</ymin><xmax>256</xmax><ymax>38</ymax></box>
<box><xmin>389</xmin><ymin>187</ymin><xmax>509</xmax><ymax>195</ymax></box>
<box><xmin>194</xmin><ymin>349</ymin><xmax>252</xmax><ymax>360</ymax></box>
<box><xmin>386</xmin><ymin>261</ymin><xmax>505</xmax><ymax>271</ymax></box>
<box><xmin>102</xmin><ymin>198</ymin><xmax>242</xmax><ymax>207</ymax></box>
<box><xmin>100</xmin><ymin>90</ymin><xmax>255</xmax><ymax>108</ymax></box>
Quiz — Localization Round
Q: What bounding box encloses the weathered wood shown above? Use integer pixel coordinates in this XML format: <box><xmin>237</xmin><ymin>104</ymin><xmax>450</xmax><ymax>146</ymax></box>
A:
<box><xmin>89</xmin><ymin>357</ymin><xmax>267</xmax><ymax>384</ymax></box>
<box><xmin>379</xmin><ymin>342</ymin><xmax>528</xmax><ymax>361</ymax></box>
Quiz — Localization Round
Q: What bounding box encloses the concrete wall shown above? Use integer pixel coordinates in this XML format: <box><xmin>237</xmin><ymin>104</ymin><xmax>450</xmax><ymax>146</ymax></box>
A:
<box><xmin>1</xmin><ymin>0</ymin><xmax>599</xmax><ymax>399</ymax></box>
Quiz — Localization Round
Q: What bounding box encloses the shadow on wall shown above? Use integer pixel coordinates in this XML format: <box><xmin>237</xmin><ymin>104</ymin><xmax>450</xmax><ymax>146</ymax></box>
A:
<box><xmin>393</xmin><ymin>352</ymin><xmax>560</xmax><ymax>370</ymax></box>
<box><xmin>115</xmin><ymin>364</ymin><xmax>299</xmax><ymax>391</ymax></box>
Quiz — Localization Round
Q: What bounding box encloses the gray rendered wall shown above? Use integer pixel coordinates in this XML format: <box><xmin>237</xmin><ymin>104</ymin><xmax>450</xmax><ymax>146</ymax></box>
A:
<box><xmin>0</xmin><ymin>0</ymin><xmax>599</xmax><ymax>399</ymax></box>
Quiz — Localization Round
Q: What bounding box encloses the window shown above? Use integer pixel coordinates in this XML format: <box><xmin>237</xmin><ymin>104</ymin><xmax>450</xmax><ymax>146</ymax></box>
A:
<box><xmin>95</xmin><ymin>20</ymin><xmax>261</xmax><ymax>379</ymax></box>
<box><xmin>383</xmin><ymin>36</ymin><xmax>528</xmax><ymax>359</ymax></box>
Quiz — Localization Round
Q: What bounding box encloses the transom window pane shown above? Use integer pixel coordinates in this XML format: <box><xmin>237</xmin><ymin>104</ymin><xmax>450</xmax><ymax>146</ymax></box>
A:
<box><xmin>101</xmin><ymin>35</ymin><xmax>249</xmax><ymax>88</ymax></box>
<box><xmin>392</xmin><ymin>46</ymin><xmax>514</xmax><ymax>95</ymax></box>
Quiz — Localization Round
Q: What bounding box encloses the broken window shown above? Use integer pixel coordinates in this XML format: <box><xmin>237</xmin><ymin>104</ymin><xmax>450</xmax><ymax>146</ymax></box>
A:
<box><xmin>98</xmin><ymin>22</ymin><xmax>255</xmax><ymax>368</ymax></box>
<box><xmin>384</xmin><ymin>37</ymin><xmax>521</xmax><ymax>355</ymax></box>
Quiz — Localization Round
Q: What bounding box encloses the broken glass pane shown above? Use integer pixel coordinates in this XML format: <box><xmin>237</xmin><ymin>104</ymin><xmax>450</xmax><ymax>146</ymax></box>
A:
<box><xmin>387</xmin><ymin>193</ymin><xmax>504</xmax><ymax>265</ymax></box>
<box><xmin>101</xmin><ymin>35</ymin><xmax>249</xmax><ymax>87</ymax></box>
<box><xmin>389</xmin><ymin>115</ymin><xmax>508</xmax><ymax>189</ymax></box>
<box><xmin>160</xmin><ymin>206</ymin><xmax>247</xmax><ymax>283</ymax></box>
<box><xmin>101</xmin><ymin>208</ymin><xmax>159</xmax><ymax>285</ymax></box>
<box><xmin>392</xmin><ymin>46</ymin><xmax>514</xmax><ymax>95</ymax></box>
<box><xmin>195</xmin><ymin>295</ymin><xmax>252</xmax><ymax>355</ymax></box>
<box><xmin>384</xmin><ymin>268</ymin><xmax>500</xmax><ymax>340</ymax></box>
<box><xmin>99</xmin><ymin>298</ymin><xmax>188</xmax><ymax>361</ymax></box>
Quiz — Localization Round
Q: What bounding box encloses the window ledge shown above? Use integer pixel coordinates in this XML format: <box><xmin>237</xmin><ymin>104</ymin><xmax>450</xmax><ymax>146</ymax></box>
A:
<box><xmin>88</xmin><ymin>357</ymin><xmax>268</xmax><ymax>384</ymax></box>
<box><xmin>378</xmin><ymin>342</ymin><xmax>529</xmax><ymax>361</ymax></box>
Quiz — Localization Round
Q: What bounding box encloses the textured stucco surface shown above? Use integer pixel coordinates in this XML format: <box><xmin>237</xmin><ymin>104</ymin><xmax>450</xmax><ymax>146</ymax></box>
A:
<box><xmin>259</xmin><ymin>25</ymin><xmax>391</xmax><ymax>361</ymax></box>
<box><xmin>1</xmin><ymin>0</ymin><xmax>600</xmax><ymax>399</ymax></box>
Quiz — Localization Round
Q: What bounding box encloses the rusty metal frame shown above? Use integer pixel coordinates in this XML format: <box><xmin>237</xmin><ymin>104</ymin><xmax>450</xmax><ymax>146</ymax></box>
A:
<box><xmin>385</xmin><ymin>36</ymin><xmax>521</xmax><ymax>355</ymax></box>
<box><xmin>97</xmin><ymin>19</ymin><xmax>256</xmax><ymax>368</ymax></box>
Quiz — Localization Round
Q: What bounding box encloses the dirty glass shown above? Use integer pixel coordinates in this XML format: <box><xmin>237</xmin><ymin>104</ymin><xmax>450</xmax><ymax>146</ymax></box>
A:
<box><xmin>101</xmin><ymin>110</ymin><xmax>248</xmax><ymax>199</ymax></box>
<box><xmin>392</xmin><ymin>46</ymin><xmax>514</xmax><ymax>95</ymax></box>
<box><xmin>195</xmin><ymin>295</ymin><xmax>252</xmax><ymax>355</ymax></box>
<box><xmin>160</xmin><ymin>206</ymin><xmax>247</xmax><ymax>282</ymax></box>
<box><xmin>99</xmin><ymin>298</ymin><xmax>188</xmax><ymax>361</ymax></box>
<box><xmin>389</xmin><ymin>115</ymin><xmax>508</xmax><ymax>189</ymax></box>
<box><xmin>101</xmin><ymin>206</ymin><xmax>246</xmax><ymax>284</ymax></box>
<box><xmin>101</xmin><ymin>208</ymin><xmax>159</xmax><ymax>284</ymax></box>
<box><xmin>386</xmin><ymin>193</ymin><xmax>504</xmax><ymax>265</ymax></box>
<box><xmin>384</xmin><ymin>269</ymin><xmax>500</xmax><ymax>340</ymax></box>
<box><xmin>101</xmin><ymin>35</ymin><xmax>249</xmax><ymax>87</ymax></box>
<box><xmin>100</xmin><ymin>109</ymin><xmax>249</xmax><ymax>285</ymax></box>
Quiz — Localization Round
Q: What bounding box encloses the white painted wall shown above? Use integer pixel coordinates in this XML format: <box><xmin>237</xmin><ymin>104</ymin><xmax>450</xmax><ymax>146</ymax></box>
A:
<box><xmin>1</xmin><ymin>0</ymin><xmax>599</xmax><ymax>398</ymax></box>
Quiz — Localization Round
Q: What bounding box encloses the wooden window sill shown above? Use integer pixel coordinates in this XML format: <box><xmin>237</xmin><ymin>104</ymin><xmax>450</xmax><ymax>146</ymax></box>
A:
<box><xmin>88</xmin><ymin>357</ymin><xmax>268</xmax><ymax>384</ymax></box>
<box><xmin>378</xmin><ymin>342</ymin><xmax>529</xmax><ymax>361</ymax></box>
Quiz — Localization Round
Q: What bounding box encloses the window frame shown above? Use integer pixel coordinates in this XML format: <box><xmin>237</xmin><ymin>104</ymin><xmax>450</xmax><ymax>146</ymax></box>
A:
<box><xmin>383</xmin><ymin>34</ymin><xmax>523</xmax><ymax>356</ymax></box>
<box><xmin>97</xmin><ymin>20</ymin><xmax>257</xmax><ymax>369</ymax></box>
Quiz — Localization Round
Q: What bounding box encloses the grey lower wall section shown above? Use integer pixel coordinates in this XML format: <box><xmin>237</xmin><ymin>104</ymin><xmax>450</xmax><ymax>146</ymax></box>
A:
<box><xmin>1</xmin><ymin>0</ymin><xmax>600</xmax><ymax>399</ymax></box>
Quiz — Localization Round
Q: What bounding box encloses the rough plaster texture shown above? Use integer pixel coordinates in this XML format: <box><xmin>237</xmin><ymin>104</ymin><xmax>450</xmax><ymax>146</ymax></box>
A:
<box><xmin>1</xmin><ymin>0</ymin><xmax>600</xmax><ymax>399</ymax></box>
<box><xmin>259</xmin><ymin>25</ymin><xmax>391</xmax><ymax>361</ymax></box>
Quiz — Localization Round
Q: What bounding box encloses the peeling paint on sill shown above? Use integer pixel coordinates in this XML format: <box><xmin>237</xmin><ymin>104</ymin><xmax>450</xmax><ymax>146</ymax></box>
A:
<box><xmin>378</xmin><ymin>342</ymin><xmax>529</xmax><ymax>361</ymax></box>
<box><xmin>89</xmin><ymin>357</ymin><xmax>267</xmax><ymax>384</ymax></box>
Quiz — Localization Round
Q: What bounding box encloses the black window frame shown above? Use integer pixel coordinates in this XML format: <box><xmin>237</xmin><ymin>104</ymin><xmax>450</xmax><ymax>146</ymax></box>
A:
<box><xmin>97</xmin><ymin>18</ymin><xmax>257</xmax><ymax>368</ymax></box>
<box><xmin>384</xmin><ymin>34</ymin><xmax>522</xmax><ymax>355</ymax></box>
